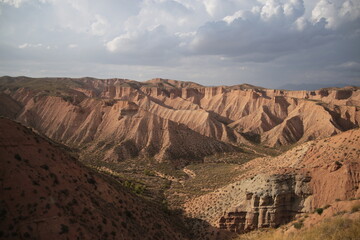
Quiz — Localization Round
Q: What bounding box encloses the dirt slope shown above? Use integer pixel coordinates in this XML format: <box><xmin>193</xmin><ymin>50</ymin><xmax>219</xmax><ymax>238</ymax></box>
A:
<box><xmin>0</xmin><ymin>118</ymin><xmax>188</xmax><ymax>240</ymax></box>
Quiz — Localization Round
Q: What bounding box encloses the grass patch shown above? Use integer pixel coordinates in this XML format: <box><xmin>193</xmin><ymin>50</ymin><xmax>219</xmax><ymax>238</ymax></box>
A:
<box><xmin>166</xmin><ymin>163</ymin><xmax>246</xmax><ymax>206</ymax></box>
<box><xmin>236</xmin><ymin>217</ymin><xmax>360</xmax><ymax>240</ymax></box>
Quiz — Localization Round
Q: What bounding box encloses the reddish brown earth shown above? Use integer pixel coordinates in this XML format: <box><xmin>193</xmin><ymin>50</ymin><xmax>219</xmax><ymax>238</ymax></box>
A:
<box><xmin>0</xmin><ymin>118</ymin><xmax>188</xmax><ymax>240</ymax></box>
<box><xmin>0</xmin><ymin>76</ymin><xmax>359</xmax><ymax>239</ymax></box>
<box><xmin>0</xmin><ymin>76</ymin><xmax>359</xmax><ymax>163</ymax></box>
<box><xmin>184</xmin><ymin>128</ymin><xmax>360</xmax><ymax>235</ymax></box>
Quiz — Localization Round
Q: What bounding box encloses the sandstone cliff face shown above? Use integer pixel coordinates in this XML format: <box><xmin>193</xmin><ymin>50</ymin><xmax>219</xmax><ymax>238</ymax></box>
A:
<box><xmin>219</xmin><ymin>174</ymin><xmax>312</xmax><ymax>233</ymax></box>
<box><xmin>184</xmin><ymin>173</ymin><xmax>311</xmax><ymax>229</ymax></box>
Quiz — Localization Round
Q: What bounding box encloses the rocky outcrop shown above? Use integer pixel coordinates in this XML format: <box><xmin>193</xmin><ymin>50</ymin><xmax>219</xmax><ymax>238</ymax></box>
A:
<box><xmin>184</xmin><ymin>129</ymin><xmax>360</xmax><ymax>233</ymax></box>
<box><xmin>218</xmin><ymin>174</ymin><xmax>312</xmax><ymax>233</ymax></box>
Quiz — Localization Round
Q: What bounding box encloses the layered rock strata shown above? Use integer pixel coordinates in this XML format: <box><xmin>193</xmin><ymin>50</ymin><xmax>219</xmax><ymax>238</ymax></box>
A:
<box><xmin>218</xmin><ymin>174</ymin><xmax>312</xmax><ymax>233</ymax></box>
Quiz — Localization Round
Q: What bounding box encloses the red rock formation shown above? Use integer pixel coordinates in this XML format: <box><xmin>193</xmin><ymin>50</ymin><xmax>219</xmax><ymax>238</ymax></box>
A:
<box><xmin>184</xmin><ymin>129</ymin><xmax>360</xmax><ymax>233</ymax></box>
<box><xmin>0</xmin><ymin>76</ymin><xmax>359</xmax><ymax>160</ymax></box>
<box><xmin>218</xmin><ymin>174</ymin><xmax>312</xmax><ymax>233</ymax></box>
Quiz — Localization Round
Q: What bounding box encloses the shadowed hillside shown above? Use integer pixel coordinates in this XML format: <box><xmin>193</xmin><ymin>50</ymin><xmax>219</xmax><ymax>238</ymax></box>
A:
<box><xmin>0</xmin><ymin>118</ymin><xmax>188</xmax><ymax>240</ymax></box>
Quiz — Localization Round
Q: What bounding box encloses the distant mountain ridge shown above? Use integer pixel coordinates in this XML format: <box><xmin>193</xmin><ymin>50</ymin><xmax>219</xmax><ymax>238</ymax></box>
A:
<box><xmin>278</xmin><ymin>82</ymin><xmax>360</xmax><ymax>91</ymax></box>
<box><xmin>0</xmin><ymin>76</ymin><xmax>359</xmax><ymax>163</ymax></box>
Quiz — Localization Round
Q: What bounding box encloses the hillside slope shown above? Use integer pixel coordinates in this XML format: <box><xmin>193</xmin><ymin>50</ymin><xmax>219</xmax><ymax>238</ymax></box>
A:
<box><xmin>184</xmin><ymin>128</ymin><xmax>360</xmax><ymax>233</ymax></box>
<box><xmin>0</xmin><ymin>118</ymin><xmax>188</xmax><ymax>240</ymax></box>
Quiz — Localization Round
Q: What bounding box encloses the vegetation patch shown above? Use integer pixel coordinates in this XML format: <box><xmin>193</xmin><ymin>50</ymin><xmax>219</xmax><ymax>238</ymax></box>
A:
<box><xmin>315</xmin><ymin>208</ymin><xmax>323</xmax><ymax>215</ymax></box>
<box><xmin>293</xmin><ymin>221</ymin><xmax>303</xmax><ymax>230</ymax></box>
<box><xmin>236</xmin><ymin>217</ymin><xmax>360</xmax><ymax>240</ymax></box>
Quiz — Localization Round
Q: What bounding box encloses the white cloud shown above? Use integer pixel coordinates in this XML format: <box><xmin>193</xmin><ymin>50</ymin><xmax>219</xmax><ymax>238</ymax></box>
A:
<box><xmin>203</xmin><ymin>0</ymin><xmax>234</xmax><ymax>18</ymax></box>
<box><xmin>106</xmin><ymin>25</ymin><xmax>179</xmax><ymax>58</ymax></box>
<box><xmin>175</xmin><ymin>31</ymin><xmax>195</xmax><ymax>38</ymax></box>
<box><xmin>90</xmin><ymin>14</ymin><xmax>108</xmax><ymax>36</ymax></box>
<box><xmin>223</xmin><ymin>10</ymin><xmax>245</xmax><ymax>24</ymax></box>
<box><xmin>260</xmin><ymin>0</ymin><xmax>284</xmax><ymax>20</ymax></box>
<box><xmin>190</xmin><ymin>0</ymin><xmax>360</xmax><ymax>64</ymax></box>
<box><xmin>0</xmin><ymin>0</ymin><xmax>27</xmax><ymax>8</ymax></box>
<box><xmin>18</xmin><ymin>43</ymin><xmax>43</xmax><ymax>48</ymax></box>
<box><xmin>284</xmin><ymin>0</ymin><xmax>305</xmax><ymax>19</ymax></box>
<box><xmin>312</xmin><ymin>0</ymin><xmax>360</xmax><ymax>29</ymax></box>
<box><xmin>18</xmin><ymin>43</ymin><xmax>29</xmax><ymax>49</ymax></box>
<box><xmin>123</xmin><ymin>0</ymin><xmax>197</xmax><ymax>34</ymax></box>
<box><xmin>294</xmin><ymin>16</ymin><xmax>308</xmax><ymax>30</ymax></box>
<box><xmin>68</xmin><ymin>44</ymin><xmax>78</xmax><ymax>48</ymax></box>
<box><xmin>340</xmin><ymin>1</ymin><xmax>360</xmax><ymax>20</ymax></box>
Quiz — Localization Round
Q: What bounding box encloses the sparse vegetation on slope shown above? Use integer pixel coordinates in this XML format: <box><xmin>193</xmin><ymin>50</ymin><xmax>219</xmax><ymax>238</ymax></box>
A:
<box><xmin>236</xmin><ymin>217</ymin><xmax>360</xmax><ymax>240</ymax></box>
<box><xmin>0</xmin><ymin>118</ymin><xmax>189</xmax><ymax>240</ymax></box>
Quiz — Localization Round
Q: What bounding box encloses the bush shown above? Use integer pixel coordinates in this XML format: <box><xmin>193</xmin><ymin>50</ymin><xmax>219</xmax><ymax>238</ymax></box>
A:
<box><xmin>133</xmin><ymin>184</ymin><xmax>146</xmax><ymax>194</ymax></box>
<box><xmin>293</xmin><ymin>221</ymin><xmax>304</xmax><ymax>230</ymax></box>
<box><xmin>59</xmin><ymin>224</ymin><xmax>69</xmax><ymax>234</ymax></box>
<box><xmin>315</xmin><ymin>208</ymin><xmax>323</xmax><ymax>215</ymax></box>
<box><xmin>123</xmin><ymin>181</ymin><xmax>146</xmax><ymax>195</ymax></box>
<box><xmin>144</xmin><ymin>169</ymin><xmax>155</xmax><ymax>176</ymax></box>
<box><xmin>40</xmin><ymin>164</ymin><xmax>49</xmax><ymax>170</ymax></box>
<box><xmin>14</xmin><ymin>154</ymin><xmax>22</xmax><ymax>161</ymax></box>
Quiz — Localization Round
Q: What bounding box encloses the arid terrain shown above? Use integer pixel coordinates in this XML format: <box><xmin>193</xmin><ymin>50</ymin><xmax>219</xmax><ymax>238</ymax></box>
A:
<box><xmin>1</xmin><ymin>76</ymin><xmax>359</xmax><ymax>239</ymax></box>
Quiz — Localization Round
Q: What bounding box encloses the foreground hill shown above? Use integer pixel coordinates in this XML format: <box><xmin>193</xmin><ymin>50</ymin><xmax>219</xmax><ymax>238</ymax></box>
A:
<box><xmin>0</xmin><ymin>76</ymin><xmax>359</xmax><ymax>163</ymax></box>
<box><xmin>0</xmin><ymin>118</ymin><xmax>187</xmax><ymax>239</ymax></box>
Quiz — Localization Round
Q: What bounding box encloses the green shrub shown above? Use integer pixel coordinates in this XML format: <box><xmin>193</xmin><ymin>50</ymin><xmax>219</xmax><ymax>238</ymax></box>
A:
<box><xmin>293</xmin><ymin>222</ymin><xmax>304</xmax><ymax>230</ymax></box>
<box><xmin>123</xmin><ymin>181</ymin><xmax>146</xmax><ymax>195</ymax></box>
<box><xmin>144</xmin><ymin>169</ymin><xmax>155</xmax><ymax>176</ymax></box>
<box><xmin>315</xmin><ymin>208</ymin><xmax>323</xmax><ymax>215</ymax></box>
<box><xmin>14</xmin><ymin>154</ymin><xmax>22</xmax><ymax>161</ymax></box>
<box><xmin>59</xmin><ymin>224</ymin><xmax>69</xmax><ymax>234</ymax></box>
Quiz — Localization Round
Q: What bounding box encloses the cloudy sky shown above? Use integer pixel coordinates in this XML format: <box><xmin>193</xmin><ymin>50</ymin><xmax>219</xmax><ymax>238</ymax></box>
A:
<box><xmin>0</xmin><ymin>0</ymin><xmax>359</xmax><ymax>88</ymax></box>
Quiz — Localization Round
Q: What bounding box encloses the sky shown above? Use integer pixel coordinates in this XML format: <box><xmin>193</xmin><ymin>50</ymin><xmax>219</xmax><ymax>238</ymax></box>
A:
<box><xmin>0</xmin><ymin>0</ymin><xmax>359</xmax><ymax>89</ymax></box>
